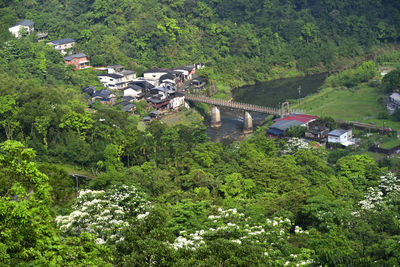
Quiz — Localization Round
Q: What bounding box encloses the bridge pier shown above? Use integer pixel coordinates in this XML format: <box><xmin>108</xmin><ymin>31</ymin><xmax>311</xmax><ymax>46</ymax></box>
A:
<box><xmin>243</xmin><ymin>111</ymin><xmax>253</xmax><ymax>133</ymax></box>
<box><xmin>211</xmin><ymin>106</ymin><xmax>221</xmax><ymax>127</ymax></box>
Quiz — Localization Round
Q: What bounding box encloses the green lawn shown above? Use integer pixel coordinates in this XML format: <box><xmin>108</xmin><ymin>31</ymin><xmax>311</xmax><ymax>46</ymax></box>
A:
<box><xmin>160</xmin><ymin>109</ymin><xmax>203</xmax><ymax>126</ymax></box>
<box><xmin>300</xmin><ymin>86</ymin><xmax>384</xmax><ymax>120</ymax></box>
<box><xmin>380</xmin><ymin>137</ymin><xmax>400</xmax><ymax>149</ymax></box>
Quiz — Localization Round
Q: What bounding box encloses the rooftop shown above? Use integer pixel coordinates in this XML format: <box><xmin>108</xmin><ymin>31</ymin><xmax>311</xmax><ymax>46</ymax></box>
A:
<box><xmin>143</xmin><ymin>68</ymin><xmax>171</xmax><ymax>74</ymax></box>
<box><xmin>14</xmin><ymin>20</ymin><xmax>34</xmax><ymax>27</ymax></box>
<box><xmin>64</xmin><ymin>53</ymin><xmax>87</xmax><ymax>61</ymax></box>
<box><xmin>269</xmin><ymin>120</ymin><xmax>303</xmax><ymax>131</ymax></box>
<box><xmin>49</xmin><ymin>38</ymin><xmax>75</xmax><ymax>45</ymax></box>
<box><xmin>98</xmin><ymin>73</ymin><xmax>124</xmax><ymax>79</ymax></box>
<box><xmin>328</xmin><ymin>129</ymin><xmax>348</xmax><ymax>137</ymax></box>
<box><xmin>279</xmin><ymin>114</ymin><xmax>318</xmax><ymax>124</ymax></box>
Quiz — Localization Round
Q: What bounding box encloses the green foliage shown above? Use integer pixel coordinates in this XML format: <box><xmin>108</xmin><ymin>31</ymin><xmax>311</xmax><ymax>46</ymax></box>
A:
<box><xmin>382</xmin><ymin>68</ymin><xmax>400</xmax><ymax>93</ymax></box>
<box><xmin>325</xmin><ymin>61</ymin><xmax>377</xmax><ymax>88</ymax></box>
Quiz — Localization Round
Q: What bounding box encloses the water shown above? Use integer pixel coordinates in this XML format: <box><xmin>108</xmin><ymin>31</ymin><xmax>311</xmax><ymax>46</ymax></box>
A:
<box><xmin>207</xmin><ymin>73</ymin><xmax>327</xmax><ymax>142</ymax></box>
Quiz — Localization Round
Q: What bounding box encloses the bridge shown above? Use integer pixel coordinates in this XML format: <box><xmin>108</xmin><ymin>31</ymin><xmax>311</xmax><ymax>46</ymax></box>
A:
<box><xmin>185</xmin><ymin>95</ymin><xmax>300</xmax><ymax>133</ymax></box>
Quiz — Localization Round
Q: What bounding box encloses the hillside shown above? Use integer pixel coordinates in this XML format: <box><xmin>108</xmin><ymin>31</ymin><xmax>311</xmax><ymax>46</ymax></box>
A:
<box><xmin>1</xmin><ymin>0</ymin><xmax>400</xmax><ymax>85</ymax></box>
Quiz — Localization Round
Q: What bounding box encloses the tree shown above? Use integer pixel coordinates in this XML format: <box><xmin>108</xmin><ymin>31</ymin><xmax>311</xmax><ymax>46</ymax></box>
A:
<box><xmin>56</xmin><ymin>185</ymin><xmax>151</xmax><ymax>244</ymax></box>
<box><xmin>59</xmin><ymin>110</ymin><xmax>94</xmax><ymax>140</ymax></box>
<box><xmin>382</xmin><ymin>68</ymin><xmax>400</xmax><ymax>93</ymax></box>
<box><xmin>0</xmin><ymin>95</ymin><xmax>19</xmax><ymax>140</ymax></box>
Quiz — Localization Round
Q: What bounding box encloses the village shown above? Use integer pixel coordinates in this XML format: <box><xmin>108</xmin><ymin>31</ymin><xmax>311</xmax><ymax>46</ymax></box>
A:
<box><xmin>8</xmin><ymin>19</ymin><xmax>400</xmax><ymax>152</ymax></box>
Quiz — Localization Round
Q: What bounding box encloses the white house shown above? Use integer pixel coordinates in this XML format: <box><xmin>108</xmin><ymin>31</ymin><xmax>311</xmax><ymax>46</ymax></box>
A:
<box><xmin>328</xmin><ymin>129</ymin><xmax>354</xmax><ymax>146</ymax></box>
<box><xmin>172</xmin><ymin>66</ymin><xmax>196</xmax><ymax>80</ymax></box>
<box><xmin>123</xmin><ymin>86</ymin><xmax>142</xmax><ymax>98</ymax></box>
<box><xmin>107</xmin><ymin>65</ymin><xmax>136</xmax><ymax>83</ymax></box>
<box><xmin>169</xmin><ymin>93</ymin><xmax>186</xmax><ymax>109</ymax></box>
<box><xmin>142</xmin><ymin>68</ymin><xmax>170</xmax><ymax>83</ymax></box>
<box><xmin>9</xmin><ymin>20</ymin><xmax>34</xmax><ymax>38</ymax></box>
<box><xmin>98</xmin><ymin>73</ymin><xmax>125</xmax><ymax>90</ymax></box>
<box><xmin>47</xmin><ymin>38</ymin><xmax>76</xmax><ymax>55</ymax></box>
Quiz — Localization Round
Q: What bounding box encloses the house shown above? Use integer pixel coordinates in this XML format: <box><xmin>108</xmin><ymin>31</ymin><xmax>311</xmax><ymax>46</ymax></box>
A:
<box><xmin>123</xmin><ymin>85</ymin><xmax>143</xmax><ymax>99</ymax></box>
<box><xmin>98</xmin><ymin>73</ymin><xmax>125</xmax><ymax>89</ymax></box>
<box><xmin>305</xmin><ymin>125</ymin><xmax>330</xmax><ymax>141</ymax></box>
<box><xmin>122</xmin><ymin>96</ymin><xmax>136</xmax><ymax>103</ymax></box>
<box><xmin>129</xmin><ymin>80</ymin><xmax>155</xmax><ymax>91</ymax></box>
<box><xmin>64</xmin><ymin>53</ymin><xmax>90</xmax><ymax>70</ymax></box>
<box><xmin>143</xmin><ymin>68</ymin><xmax>171</xmax><ymax>83</ymax></box>
<box><xmin>121</xmin><ymin>104</ymin><xmax>136</xmax><ymax>113</ymax></box>
<box><xmin>82</xmin><ymin>86</ymin><xmax>96</xmax><ymax>96</ymax></box>
<box><xmin>169</xmin><ymin>92</ymin><xmax>185</xmax><ymax>109</ymax></box>
<box><xmin>9</xmin><ymin>20</ymin><xmax>34</xmax><ymax>38</ymax></box>
<box><xmin>267</xmin><ymin>120</ymin><xmax>303</xmax><ymax>136</ymax></box>
<box><xmin>328</xmin><ymin>129</ymin><xmax>355</xmax><ymax>146</ymax></box>
<box><xmin>92</xmin><ymin>89</ymin><xmax>115</xmax><ymax>104</ymax></box>
<box><xmin>47</xmin><ymin>38</ymin><xmax>76</xmax><ymax>55</ymax></box>
<box><xmin>278</xmin><ymin>114</ymin><xmax>318</xmax><ymax>125</ymax></box>
<box><xmin>192</xmin><ymin>77</ymin><xmax>206</xmax><ymax>89</ymax></box>
<box><xmin>195</xmin><ymin>63</ymin><xmax>205</xmax><ymax>69</ymax></box>
<box><xmin>159</xmin><ymin>73</ymin><xmax>176</xmax><ymax>85</ymax></box>
<box><xmin>107</xmin><ymin>65</ymin><xmax>137</xmax><ymax>83</ymax></box>
<box><xmin>114</xmin><ymin>101</ymin><xmax>136</xmax><ymax>113</ymax></box>
<box><xmin>147</xmin><ymin>97</ymin><xmax>170</xmax><ymax>110</ymax></box>
<box><xmin>37</xmin><ymin>32</ymin><xmax>48</xmax><ymax>42</ymax></box>
<box><xmin>172</xmin><ymin>66</ymin><xmax>196</xmax><ymax>80</ymax></box>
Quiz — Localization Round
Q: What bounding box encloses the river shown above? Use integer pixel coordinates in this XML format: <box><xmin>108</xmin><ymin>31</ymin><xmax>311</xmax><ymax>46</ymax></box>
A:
<box><xmin>206</xmin><ymin>73</ymin><xmax>328</xmax><ymax>143</ymax></box>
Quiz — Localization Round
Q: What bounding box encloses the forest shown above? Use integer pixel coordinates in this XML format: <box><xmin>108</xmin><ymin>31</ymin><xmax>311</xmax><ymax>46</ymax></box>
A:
<box><xmin>1</xmin><ymin>0</ymin><xmax>400</xmax><ymax>266</ymax></box>
<box><xmin>1</xmin><ymin>0</ymin><xmax>400</xmax><ymax>85</ymax></box>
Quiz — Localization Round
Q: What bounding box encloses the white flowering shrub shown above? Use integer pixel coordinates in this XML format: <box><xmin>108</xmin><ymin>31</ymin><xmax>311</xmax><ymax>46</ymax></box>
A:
<box><xmin>172</xmin><ymin>208</ymin><xmax>313</xmax><ymax>265</ymax></box>
<box><xmin>56</xmin><ymin>185</ymin><xmax>151</xmax><ymax>244</ymax></box>
<box><xmin>356</xmin><ymin>172</ymin><xmax>400</xmax><ymax>213</ymax></box>
<box><xmin>283</xmin><ymin>138</ymin><xmax>310</xmax><ymax>154</ymax></box>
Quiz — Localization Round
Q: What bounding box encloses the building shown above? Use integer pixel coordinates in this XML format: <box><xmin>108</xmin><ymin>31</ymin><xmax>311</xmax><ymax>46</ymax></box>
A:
<box><xmin>64</xmin><ymin>53</ymin><xmax>90</xmax><ymax>70</ymax></box>
<box><xmin>37</xmin><ymin>32</ymin><xmax>48</xmax><ymax>42</ymax></box>
<box><xmin>328</xmin><ymin>129</ymin><xmax>354</xmax><ymax>146</ymax></box>
<box><xmin>9</xmin><ymin>20</ymin><xmax>34</xmax><ymax>38</ymax></box>
<box><xmin>278</xmin><ymin>114</ymin><xmax>318</xmax><ymax>125</ymax></box>
<box><xmin>192</xmin><ymin>77</ymin><xmax>206</xmax><ymax>89</ymax></box>
<box><xmin>123</xmin><ymin>85</ymin><xmax>143</xmax><ymax>99</ymax></box>
<box><xmin>305</xmin><ymin>125</ymin><xmax>330</xmax><ymax>141</ymax></box>
<box><xmin>172</xmin><ymin>66</ymin><xmax>196</xmax><ymax>80</ymax></box>
<box><xmin>47</xmin><ymin>38</ymin><xmax>76</xmax><ymax>55</ymax></box>
<box><xmin>107</xmin><ymin>65</ymin><xmax>136</xmax><ymax>83</ymax></box>
<box><xmin>97</xmin><ymin>73</ymin><xmax>125</xmax><ymax>90</ymax></box>
<box><xmin>267</xmin><ymin>120</ymin><xmax>304</xmax><ymax>136</ymax></box>
<box><xmin>143</xmin><ymin>68</ymin><xmax>171</xmax><ymax>83</ymax></box>
<box><xmin>169</xmin><ymin>92</ymin><xmax>185</xmax><ymax>109</ymax></box>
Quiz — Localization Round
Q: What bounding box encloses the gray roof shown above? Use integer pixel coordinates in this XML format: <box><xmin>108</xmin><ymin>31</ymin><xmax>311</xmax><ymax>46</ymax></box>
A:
<box><xmin>14</xmin><ymin>20</ymin><xmax>34</xmax><ymax>27</ymax></box>
<box><xmin>49</xmin><ymin>38</ymin><xmax>75</xmax><ymax>45</ymax></box>
<box><xmin>64</xmin><ymin>53</ymin><xmax>87</xmax><ymax>61</ymax></box>
<box><xmin>122</xmin><ymin>104</ymin><xmax>136</xmax><ymax>112</ymax></box>
<box><xmin>98</xmin><ymin>73</ymin><xmax>123</xmax><ymax>79</ymax></box>
<box><xmin>143</xmin><ymin>68</ymin><xmax>170</xmax><ymax>74</ymax></box>
<box><xmin>173</xmin><ymin>66</ymin><xmax>194</xmax><ymax>72</ymax></box>
<box><xmin>121</xmin><ymin>70</ymin><xmax>136</xmax><ymax>75</ymax></box>
<box><xmin>269</xmin><ymin>120</ymin><xmax>303</xmax><ymax>131</ymax></box>
<box><xmin>328</xmin><ymin>129</ymin><xmax>348</xmax><ymax>137</ymax></box>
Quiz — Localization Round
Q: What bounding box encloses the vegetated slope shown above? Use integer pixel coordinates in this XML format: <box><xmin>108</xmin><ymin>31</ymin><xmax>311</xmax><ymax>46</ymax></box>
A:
<box><xmin>1</xmin><ymin>0</ymin><xmax>400</xmax><ymax>85</ymax></box>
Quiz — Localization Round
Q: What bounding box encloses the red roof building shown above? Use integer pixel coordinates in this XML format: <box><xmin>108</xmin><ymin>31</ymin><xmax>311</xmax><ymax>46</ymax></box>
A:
<box><xmin>64</xmin><ymin>53</ymin><xmax>89</xmax><ymax>70</ymax></box>
<box><xmin>278</xmin><ymin>114</ymin><xmax>318</xmax><ymax>125</ymax></box>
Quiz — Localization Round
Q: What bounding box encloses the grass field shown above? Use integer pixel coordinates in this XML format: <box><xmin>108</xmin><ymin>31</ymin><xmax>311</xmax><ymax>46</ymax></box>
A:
<box><xmin>160</xmin><ymin>109</ymin><xmax>203</xmax><ymax>126</ymax></box>
<box><xmin>380</xmin><ymin>137</ymin><xmax>400</xmax><ymax>149</ymax></box>
<box><xmin>294</xmin><ymin>85</ymin><xmax>400</xmax><ymax>130</ymax></box>
<box><xmin>299</xmin><ymin>86</ymin><xmax>384</xmax><ymax>120</ymax></box>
